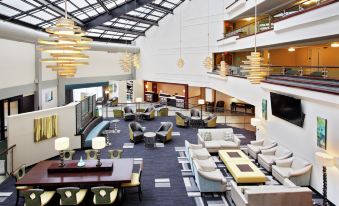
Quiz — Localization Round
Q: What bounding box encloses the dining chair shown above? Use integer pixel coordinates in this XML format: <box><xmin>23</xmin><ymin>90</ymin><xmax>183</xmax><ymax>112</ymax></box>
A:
<box><xmin>108</xmin><ymin>149</ymin><xmax>123</xmax><ymax>159</ymax></box>
<box><xmin>21</xmin><ymin>189</ymin><xmax>55</xmax><ymax>206</ymax></box>
<box><xmin>85</xmin><ymin>149</ymin><xmax>98</xmax><ymax>160</ymax></box>
<box><xmin>91</xmin><ymin>186</ymin><xmax>118</xmax><ymax>205</ymax></box>
<box><xmin>63</xmin><ymin>150</ymin><xmax>75</xmax><ymax>161</ymax></box>
<box><xmin>13</xmin><ymin>164</ymin><xmax>32</xmax><ymax>206</ymax></box>
<box><xmin>57</xmin><ymin>187</ymin><xmax>87</xmax><ymax>205</ymax></box>
<box><xmin>121</xmin><ymin>162</ymin><xmax>143</xmax><ymax>201</ymax></box>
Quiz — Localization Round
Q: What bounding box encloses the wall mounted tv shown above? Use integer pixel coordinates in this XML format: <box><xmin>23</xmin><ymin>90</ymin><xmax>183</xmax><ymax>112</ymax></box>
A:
<box><xmin>270</xmin><ymin>92</ymin><xmax>305</xmax><ymax>127</ymax></box>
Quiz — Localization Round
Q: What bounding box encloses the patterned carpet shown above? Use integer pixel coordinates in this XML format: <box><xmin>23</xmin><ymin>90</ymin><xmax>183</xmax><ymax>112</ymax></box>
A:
<box><xmin>0</xmin><ymin>116</ymin><xmax>328</xmax><ymax>205</ymax></box>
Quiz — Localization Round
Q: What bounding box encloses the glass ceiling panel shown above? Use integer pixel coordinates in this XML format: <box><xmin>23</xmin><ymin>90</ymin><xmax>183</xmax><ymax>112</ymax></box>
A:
<box><xmin>0</xmin><ymin>5</ymin><xmax>20</xmax><ymax>16</ymax></box>
<box><xmin>1</xmin><ymin>0</ymin><xmax>35</xmax><ymax>12</ymax></box>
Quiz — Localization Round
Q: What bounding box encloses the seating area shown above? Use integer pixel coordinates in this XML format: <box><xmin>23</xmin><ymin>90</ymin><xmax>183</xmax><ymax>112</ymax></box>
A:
<box><xmin>81</xmin><ymin>117</ymin><xmax>110</xmax><ymax>148</ymax></box>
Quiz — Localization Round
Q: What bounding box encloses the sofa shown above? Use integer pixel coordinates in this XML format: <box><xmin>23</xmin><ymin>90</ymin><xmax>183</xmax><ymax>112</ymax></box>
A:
<box><xmin>230</xmin><ymin>179</ymin><xmax>313</xmax><ymax>206</ymax></box>
<box><xmin>156</xmin><ymin>122</ymin><xmax>173</xmax><ymax>143</ymax></box>
<box><xmin>128</xmin><ymin>122</ymin><xmax>144</xmax><ymax>143</ymax></box>
<box><xmin>184</xmin><ymin>140</ymin><xmax>209</xmax><ymax>169</ymax></box>
<box><xmin>247</xmin><ymin>138</ymin><xmax>277</xmax><ymax>160</ymax></box>
<box><xmin>175</xmin><ymin>112</ymin><xmax>190</xmax><ymax>127</ymax></box>
<box><xmin>272</xmin><ymin>157</ymin><xmax>312</xmax><ymax>186</ymax></box>
<box><xmin>142</xmin><ymin>106</ymin><xmax>155</xmax><ymax>120</ymax></box>
<box><xmin>203</xmin><ymin>114</ymin><xmax>217</xmax><ymax>128</ymax></box>
<box><xmin>124</xmin><ymin>106</ymin><xmax>136</xmax><ymax>121</ymax></box>
<box><xmin>198</xmin><ymin>128</ymin><xmax>241</xmax><ymax>153</ymax></box>
<box><xmin>80</xmin><ymin>117</ymin><xmax>110</xmax><ymax>149</ymax></box>
<box><xmin>258</xmin><ymin>146</ymin><xmax>292</xmax><ymax>172</ymax></box>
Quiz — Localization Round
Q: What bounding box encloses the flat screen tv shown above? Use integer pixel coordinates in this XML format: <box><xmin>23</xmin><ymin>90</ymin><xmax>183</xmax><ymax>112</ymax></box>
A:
<box><xmin>270</xmin><ymin>92</ymin><xmax>305</xmax><ymax>127</ymax></box>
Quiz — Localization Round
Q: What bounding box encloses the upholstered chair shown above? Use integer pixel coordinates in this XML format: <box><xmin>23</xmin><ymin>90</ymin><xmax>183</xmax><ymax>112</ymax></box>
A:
<box><xmin>128</xmin><ymin>122</ymin><xmax>144</xmax><ymax>143</ymax></box>
<box><xmin>203</xmin><ymin>114</ymin><xmax>217</xmax><ymax>128</ymax></box>
<box><xmin>157</xmin><ymin>107</ymin><xmax>169</xmax><ymax>117</ymax></box>
<box><xmin>121</xmin><ymin>163</ymin><xmax>143</xmax><ymax>201</ymax></box>
<box><xmin>113</xmin><ymin>109</ymin><xmax>123</xmax><ymax>118</ymax></box>
<box><xmin>85</xmin><ymin>149</ymin><xmax>99</xmax><ymax>160</ymax></box>
<box><xmin>124</xmin><ymin>106</ymin><xmax>136</xmax><ymax>121</ymax></box>
<box><xmin>110</xmin><ymin>97</ymin><xmax>118</xmax><ymax>107</ymax></box>
<box><xmin>205</xmin><ymin>101</ymin><xmax>215</xmax><ymax>112</ymax></box>
<box><xmin>156</xmin><ymin>122</ymin><xmax>173</xmax><ymax>143</ymax></box>
<box><xmin>247</xmin><ymin>138</ymin><xmax>277</xmax><ymax>160</ymax></box>
<box><xmin>108</xmin><ymin>149</ymin><xmax>123</xmax><ymax>159</ymax></box>
<box><xmin>272</xmin><ymin>157</ymin><xmax>312</xmax><ymax>186</ymax></box>
<box><xmin>91</xmin><ymin>186</ymin><xmax>118</xmax><ymax>205</ymax></box>
<box><xmin>13</xmin><ymin>165</ymin><xmax>32</xmax><ymax>206</ymax></box>
<box><xmin>21</xmin><ymin>189</ymin><xmax>55</xmax><ymax>206</ymax></box>
<box><xmin>258</xmin><ymin>146</ymin><xmax>293</xmax><ymax>172</ymax></box>
<box><xmin>63</xmin><ymin>150</ymin><xmax>75</xmax><ymax>161</ymax></box>
<box><xmin>215</xmin><ymin>101</ymin><xmax>225</xmax><ymax>113</ymax></box>
<box><xmin>175</xmin><ymin>112</ymin><xmax>190</xmax><ymax>127</ymax></box>
<box><xmin>142</xmin><ymin>106</ymin><xmax>156</xmax><ymax>120</ymax></box>
<box><xmin>190</xmin><ymin>108</ymin><xmax>201</xmax><ymax>118</ymax></box>
<box><xmin>57</xmin><ymin>187</ymin><xmax>87</xmax><ymax>205</ymax></box>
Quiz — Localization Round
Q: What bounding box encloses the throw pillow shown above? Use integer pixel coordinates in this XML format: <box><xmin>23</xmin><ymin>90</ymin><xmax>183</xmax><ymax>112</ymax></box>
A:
<box><xmin>204</xmin><ymin>132</ymin><xmax>212</xmax><ymax>141</ymax></box>
<box><xmin>224</xmin><ymin>132</ymin><xmax>234</xmax><ymax>142</ymax></box>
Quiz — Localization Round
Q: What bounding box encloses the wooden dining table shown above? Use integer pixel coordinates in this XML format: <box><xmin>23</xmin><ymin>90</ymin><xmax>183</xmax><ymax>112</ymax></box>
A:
<box><xmin>16</xmin><ymin>158</ymin><xmax>134</xmax><ymax>189</ymax></box>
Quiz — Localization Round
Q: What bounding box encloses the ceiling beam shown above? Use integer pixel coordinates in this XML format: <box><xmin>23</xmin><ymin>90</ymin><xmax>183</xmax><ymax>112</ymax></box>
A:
<box><xmin>84</xmin><ymin>0</ymin><xmax>154</xmax><ymax>30</ymax></box>
<box><xmin>121</xmin><ymin>14</ymin><xmax>158</xmax><ymax>26</ymax></box>
<box><xmin>147</xmin><ymin>3</ymin><xmax>173</xmax><ymax>14</ymax></box>
<box><xmin>96</xmin><ymin>25</ymin><xmax>145</xmax><ymax>36</ymax></box>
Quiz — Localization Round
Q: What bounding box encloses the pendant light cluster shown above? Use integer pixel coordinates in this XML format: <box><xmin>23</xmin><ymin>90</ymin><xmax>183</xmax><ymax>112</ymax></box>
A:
<box><xmin>241</xmin><ymin>0</ymin><xmax>267</xmax><ymax>84</ymax></box>
<box><xmin>203</xmin><ymin>0</ymin><xmax>213</xmax><ymax>70</ymax></box>
<box><xmin>38</xmin><ymin>0</ymin><xmax>92</xmax><ymax>77</ymax></box>
<box><xmin>177</xmin><ymin>3</ymin><xmax>184</xmax><ymax>69</ymax></box>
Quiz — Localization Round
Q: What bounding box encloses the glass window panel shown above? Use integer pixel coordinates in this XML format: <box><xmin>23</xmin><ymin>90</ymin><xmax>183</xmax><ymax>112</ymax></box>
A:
<box><xmin>88</xmin><ymin>28</ymin><xmax>104</xmax><ymax>33</ymax></box>
<box><xmin>87</xmin><ymin>32</ymin><xmax>101</xmax><ymax>37</ymax></box>
<box><xmin>154</xmin><ymin>0</ymin><xmax>162</xmax><ymax>4</ymax></box>
<box><xmin>102</xmin><ymin>34</ymin><xmax>114</xmax><ymax>38</ymax></box>
<box><xmin>146</xmin><ymin>15</ymin><xmax>160</xmax><ymax>21</ymax></box>
<box><xmin>115</xmin><ymin>0</ymin><xmax>125</xmax><ymax>6</ymax></box>
<box><xmin>106</xmin><ymin>31</ymin><xmax>118</xmax><ymax>35</ymax></box>
<box><xmin>45</xmin><ymin>8</ymin><xmax>60</xmax><ymax>17</ymax></box>
<box><xmin>134</xmin><ymin>26</ymin><xmax>146</xmax><ymax>31</ymax></box>
<box><xmin>70</xmin><ymin>0</ymin><xmax>88</xmax><ymax>8</ymax></box>
<box><xmin>2</xmin><ymin>0</ymin><xmax>34</xmax><ymax>11</ymax></box>
<box><xmin>26</xmin><ymin>0</ymin><xmax>41</xmax><ymax>6</ymax></box>
<box><xmin>152</xmin><ymin>11</ymin><xmax>164</xmax><ymax>16</ymax></box>
<box><xmin>20</xmin><ymin>16</ymin><xmax>43</xmax><ymax>25</ymax></box>
<box><xmin>167</xmin><ymin>0</ymin><xmax>180</xmax><ymax>4</ymax></box>
<box><xmin>162</xmin><ymin>2</ymin><xmax>174</xmax><ymax>9</ymax></box>
<box><xmin>87</xmin><ymin>10</ymin><xmax>97</xmax><ymax>16</ymax></box>
<box><xmin>0</xmin><ymin>5</ymin><xmax>20</xmax><ymax>16</ymax></box>
<box><xmin>32</xmin><ymin>11</ymin><xmax>55</xmax><ymax>20</ymax></box>
<box><xmin>138</xmin><ymin>23</ymin><xmax>149</xmax><ymax>27</ymax></box>
<box><xmin>120</xmin><ymin>36</ymin><xmax>134</xmax><ymax>40</ymax></box>
<box><xmin>57</xmin><ymin>2</ymin><xmax>77</xmax><ymax>12</ymax></box>
<box><xmin>105</xmin><ymin>2</ymin><xmax>116</xmax><ymax>9</ymax></box>
<box><xmin>77</xmin><ymin>13</ymin><xmax>88</xmax><ymax>20</ymax></box>
<box><xmin>96</xmin><ymin>7</ymin><xmax>105</xmax><ymax>13</ymax></box>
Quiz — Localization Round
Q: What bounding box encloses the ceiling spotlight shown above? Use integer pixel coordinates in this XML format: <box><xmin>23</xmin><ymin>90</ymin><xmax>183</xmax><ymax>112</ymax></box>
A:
<box><xmin>288</xmin><ymin>47</ymin><xmax>296</xmax><ymax>52</ymax></box>
<box><xmin>331</xmin><ymin>42</ymin><xmax>339</xmax><ymax>48</ymax></box>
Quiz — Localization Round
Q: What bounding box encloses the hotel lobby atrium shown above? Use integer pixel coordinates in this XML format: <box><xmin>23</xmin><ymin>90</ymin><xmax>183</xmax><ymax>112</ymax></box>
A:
<box><xmin>0</xmin><ymin>0</ymin><xmax>338</xmax><ymax>205</ymax></box>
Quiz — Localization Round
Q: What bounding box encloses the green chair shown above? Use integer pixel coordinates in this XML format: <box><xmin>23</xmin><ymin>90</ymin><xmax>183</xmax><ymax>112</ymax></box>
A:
<box><xmin>13</xmin><ymin>164</ymin><xmax>32</xmax><ymax>206</ymax></box>
<box><xmin>156</xmin><ymin>122</ymin><xmax>173</xmax><ymax>143</ymax></box>
<box><xmin>203</xmin><ymin>114</ymin><xmax>217</xmax><ymax>128</ymax></box>
<box><xmin>113</xmin><ymin>109</ymin><xmax>123</xmax><ymax>118</ymax></box>
<box><xmin>63</xmin><ymin>150</ymin><xmax>75</xmax><ymax>161</ymax></box>
<box><xmin>157</xmin><ymin>107</ymin><xmax>169</xmax><ymax>117</ymax></box>
<box><xmin>57</xmin><ymin>187</ymin><xmax>87</xmax><ymax>205</ymax></box>
<box><xmin>85</xmin><ymin>149</ymin><xmax>98</xmax><ymax>160</ymax></box>
<box><xmin>108</xmin><ymin>149</ymin><xmax>123</xmax><ymax>159</ymax></box>
<box><xmin>21</xmin><ymin>189</ymin><xmax>55</xmax><ymax>206</ymax></box>
<box><xmin>128</xmin><ymin>122</ymin><xmax>144</xmax><ymax>143</ymax></box>
<box><xmin>175</xmin><ymin>112</ymin><xmax>190</xmax><ymax>127</ymax></box>
<box><xmin>121</xmin><ymin>163</ymin><xmax>143</xmax><ymax>201</ymax></box>
<box><xmin>91</xmin><ymin>186</ymin><xmax>118</xmax><ymax>205</ymax></box>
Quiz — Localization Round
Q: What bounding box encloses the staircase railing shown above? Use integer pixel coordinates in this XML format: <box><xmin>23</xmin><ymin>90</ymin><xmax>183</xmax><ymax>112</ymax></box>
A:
<box><xmin>0</xmin><ymin>144</ymin><xmax>16</xmax><ymax>176</ymax></box>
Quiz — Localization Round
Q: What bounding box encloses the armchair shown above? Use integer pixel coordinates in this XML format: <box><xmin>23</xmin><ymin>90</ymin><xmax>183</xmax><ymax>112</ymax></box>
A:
<box><xmin>157</xmin><ymin>107</ymin><xmax>169</xmax><ymax>117</ymax></box>
<box><xmin>203</xmin><ymin>114</ymin><xmax>217</xmax><ymax>128</ymax></box>
<box><xmin>113</xmin><ymin>109</ymin><xmax>123</xmax><ymax>118</ymax></box>
<box><xmin>215</xmin><ymin>101</ymin><xmax>225</xmax><ymax>113</ymax></box>
<box><xmin>57</xmin><ymin>187</ymin><xmax>87</xmax><ymax>205</ymax></box>
<box><xmin>142</xmin><ymin>106</ymin><xmax>155</xmax><ymax>120</ymax></box>
<box><xmin>175</xmin><ymin>112</ymin><xmax>190</xmax><ymax>127</ymax></box>
<box><xmin>272</xmin><ymin>157</ymin><xmax>312</xmax><ymax>186</ymax></box>
<box><xmin>156</xmin><ymin>122</ymin><xmax>173</xmax><ymax>143</ymax></box>
<box><xmin>205</xmin><ymin>101</ymin><xmax>215</xmax><ymax>112</ymax></box>
<box><xmin>247</xmin><ymin>138</ymin><xmax>277</xmax><ymax>160</ymax></box>
<box><xmin>91</xmin><ymin>186</ymin><xmax>118</xmax><ymax>205</ymax></box>
<box><xmin>128</xmin><ymin>122</ymin><xmax>144</xmax><ymax>143</ymax></box>
<box><xmin>190</xmin><ymin>108</ymin><xmax>201</xmax><ymax>118</ymax></box>
<box><xmin>124</xmin><ymin>106</ymin><xmax>136</xmax><ymax>121</ymax></box>
<box><xmin>21</xmin><ymin>189</ymin><xmax>55</xmax><ymax>206</ymax></box>
<box><xmin>258</xmin><ymin>146</ymin><xmax>292</xmax><ymax>172</ymax></box>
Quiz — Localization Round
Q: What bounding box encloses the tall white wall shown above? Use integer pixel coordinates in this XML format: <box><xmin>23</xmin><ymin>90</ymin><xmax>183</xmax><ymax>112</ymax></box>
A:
<box><xmin>0</xmin><ymin>38</ymin><xmax>35</xmax><ymax>89</ymax></box>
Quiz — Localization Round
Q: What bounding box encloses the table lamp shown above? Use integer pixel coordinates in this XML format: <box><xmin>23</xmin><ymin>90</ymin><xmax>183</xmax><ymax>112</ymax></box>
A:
<box><xmin>55</xmin><ymin>137</ymin><xmax>70</xmax><ymax>167</ymax></box>
<box><xmin>92</xmin><ymin>137</ymin><xmax>106</xmax><ymax>167</ymax></box>
<box><xmin>135</xmin><ymin>97</ymin><xmax>142</xmax><ymax>103</ymax></box>
<box><xmin>315</xmin><ymin>152</ymin><xmax>335</xmax><ymax>206</ymax></box>
<box><xmin>250</xmin><ymin>118</ymin><xmax>261</xmax><ymax>132</ymax></box>
<box><xmin>198</xmin><ymin>99</ymin><xmax>205</xmax><ymax>122</ymax></box>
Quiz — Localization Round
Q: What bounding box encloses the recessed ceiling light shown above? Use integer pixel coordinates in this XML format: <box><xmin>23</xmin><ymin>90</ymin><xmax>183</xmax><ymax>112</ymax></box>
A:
<box><xmin>288</xmin><ymin>47</ymin><xmax>296</xmax><ymax>52</ymax></box>
<box><xmin>244</xmin><ymin>17</ymin><xmax>254</xmax><ymax>21</ymax></box>
<box><xmin>331</xmin><ymin>42</ymin><xmax>339</xmax><ymax>47</ymax></box>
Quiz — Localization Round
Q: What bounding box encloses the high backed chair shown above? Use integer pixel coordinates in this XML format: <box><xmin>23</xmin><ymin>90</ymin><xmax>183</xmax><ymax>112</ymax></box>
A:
<box><xmin>21</xmin><ymin>189</ymin><xmax>55</xmax><ymax>206</ymax></box>
<box><xmin>63</xmin><ymin>150</ymin><xmax>75</xmax><ymax>161</ymax></box>
<box><xmin>121</xmin><ymin>163</ymin><xmax>143</xmax><ymax>201</ymax></box>
<box><xmin>157</xmin><ymin>107</ymin><xmax>169</xmax><ymax>117</ymax></box>
<box><xmin>91</xmin><ymin>186</ymin><xmax>118</xmax><ymax>205</ymax></box>
<box><xmin>113</xmin><ymin>109</ymin><xmax>123</xmax><ymax>118</ymax></box>
<box><xmin>258</xmin><ymin>146</ymin><xmax>293</xmax><ymax>172</ymax></box>
<box><xmin>128</xmin><ymin>122</ymin><xmax>144</xmax><ymax>143</ymax></box>
<box><xmin>156</xmin><ymin>122</ymin><xmax>173</xmax><ymax>143</ymax></box>
<box><xmin>203</xmin><ymin>114</ymin><xmax>217</xmax><ymax>128</ymax></box>
<box><xmin>57</xmin><ymin>187</ymin><xmax>87</xmax><ymax>205</ymax></box>
<box><xmin>108</xmin><ymin>149</ymin><xmax>123</xmax><ymax>159</ymax></box>
<box><xmin>205</xmin><ymin>102</ymin><xmax>215</xmax><ymax>112</ymax></box>
<box><xmin>272</xmin><ymin>157</ymin><xmax>312</xmax><ymax>186</ymax></box>
<box><xmin>247</xmin><ymin>138</ymin><xmax>277</xmax><ymax>160</ymax></box>
<box><xmin>215</xmin><ymin>101</ymin><xmax>225</xmax><ymax>113</ymax></box>
<box><xmin>190</xmin><ymin>108</ymin><xmax>201</xmax><ymax>118</ymax></box>
<box><xmin>175</xmin><ymin>112</ymin><xmax>190</xmax><ymax>127</ymax></box>
<box><xmin>13</xmin><ymin>165</ymin><xmax>32</xmax><ymax>206</ymax></box>
<box><xmin>124</xmin><ymin>106</ymin><xmax>136</xmax><ymax>121</ymax></box>
<box><xmin>142</xmin><ymin>106</ymin><xmax>155</xmax><ymax>120</ymax></box>
<box><xmin>85</xmin><ymin>149</ymin><xmax>98</xmax><ymax>160</ymax></box>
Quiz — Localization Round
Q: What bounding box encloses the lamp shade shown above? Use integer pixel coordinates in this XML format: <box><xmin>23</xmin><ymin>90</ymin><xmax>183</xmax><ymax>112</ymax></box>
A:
<box><xmin>198</xmin><ymin>99</ymin><xmax>205</xmax><ymax>105</ymax></box>
<box><xmin>92</xmin><ymin>137</ymin><xmax>106</xmax><ymax>150</ymax></box>
<box><xmin>251</xmin><ymin>118</ymin><xmax>261</xmax><ymax>127</ymax></box>
<box><xmin>315</xmin><ymin>152</ymin><xmax>335</xmax><ymax>167</ymax></box>
<box><xmin>55</xmin><ymin>137</ymin><xmax>70</xmax><ymax>151</ymax></box>
<box><xmin>135</xmin><ymin>97</ymin><xmax>143</xmax><ymax>103</ymax></box>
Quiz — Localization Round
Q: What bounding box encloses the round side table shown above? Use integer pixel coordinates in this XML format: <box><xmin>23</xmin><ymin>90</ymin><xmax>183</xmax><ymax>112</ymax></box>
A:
<box><xmin>144</xmin><ymin>132</ymin><xmax>156</xmax><ymax>148</ymax></box>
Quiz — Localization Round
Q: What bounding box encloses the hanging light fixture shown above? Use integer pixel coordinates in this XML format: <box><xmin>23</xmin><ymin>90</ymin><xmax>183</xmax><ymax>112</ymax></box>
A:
<box><xmin>38</xmin><ymin>0</ymin><xmax>92</xmax><ymax>78</ymax></box>
<box><xmin>203</xmin><ymin>0</ymin><xmax>213</xmax><ymax>70</ymax></box>
<box><xmin>177</xmin><ymin>4</ymin><xmax>184</xmax><ymax>69</ymax></box>
<box><xmin>120</xmin><ymin>0</ymin><xmax>133</xmax><ymax>73</ymax></box>
<box><xmin>241</xmin><ymin>0</ymin><xmax>267</xmax><ymax>84</ymax></box>
<box><xmin>133</xmin><ymin>53</ymin><xmax>141</xmax><ymax>69</ymax></box>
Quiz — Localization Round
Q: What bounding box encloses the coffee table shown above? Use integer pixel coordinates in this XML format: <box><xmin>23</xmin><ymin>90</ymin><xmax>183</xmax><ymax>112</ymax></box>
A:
<box><xmin>144</xmin><ymin>132</ymin><xmax>156</xmax><ymax>148</ymax></box>
<box><xmin>219</xmin><ymin>150</ymin><xmax>266</xmax><ymax>184</ymax></box>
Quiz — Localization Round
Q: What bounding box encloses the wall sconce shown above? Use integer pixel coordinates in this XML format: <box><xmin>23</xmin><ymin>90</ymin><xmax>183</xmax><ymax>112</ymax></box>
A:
<box><xmin>288</xmin><ymin>47</ymin><xmax>295</xmax><ymax>52</ymax></box>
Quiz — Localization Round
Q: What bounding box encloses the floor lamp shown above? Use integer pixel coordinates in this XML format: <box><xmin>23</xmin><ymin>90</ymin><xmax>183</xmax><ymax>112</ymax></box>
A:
<box><xmin>315</xmin><ymin>152</ymin><xmax>335</xmax><ymax>206</ymax></box>
<box><xmin>198</xmin><ymin>99</ymin><xmax>205</xmax><ymax>125</ymax></box>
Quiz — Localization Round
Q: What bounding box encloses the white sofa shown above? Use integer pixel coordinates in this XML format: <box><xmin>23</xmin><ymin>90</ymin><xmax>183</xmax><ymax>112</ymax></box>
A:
<box><xmin>230</xmin><ymin>180</ymin><xmax>313</xmax><ymax>206</ymax></box>
<box><xmin>272</xmin><ymin>157</ymin><xmax>312</xmax><ymax>186</ymax></box>
<box><xmin>258</xmin><ymin>146</ymin><xmax>293</xmax><ymax>172</ymax></box>
<box><xmin>184</xmin><ymin>140</ymin><xmax>213</xmax><ymax>174</ymax></box>
<box><xmin>247</xmin><ymin>138</ymin><xmax>277</xmax><ymax>160</ymax></box>
<box><xmin>197</xmin><ymin>128</ymin><xmax>241</xmax><ymax>153</ymax></box>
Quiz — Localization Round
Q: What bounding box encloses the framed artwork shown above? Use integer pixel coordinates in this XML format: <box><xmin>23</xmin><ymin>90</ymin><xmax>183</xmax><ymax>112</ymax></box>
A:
<box><xmin>317</xmin><ymin>117</ymin><xmax>327</xmax><ymax>150</ymax></box>
<box><xmin>45</xmin><ymin>90</ymin><xmax>53</xmax><ymax>102</ymax></box>
<box><xmin>34</xmin><ymin>115</ymin><xmax>58</xmax><ymax>142</ymax></box>
<box><xmin>262</xmin><ymin>99</ymin><xmax>267</xmax><ymax>120</ymax></box>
